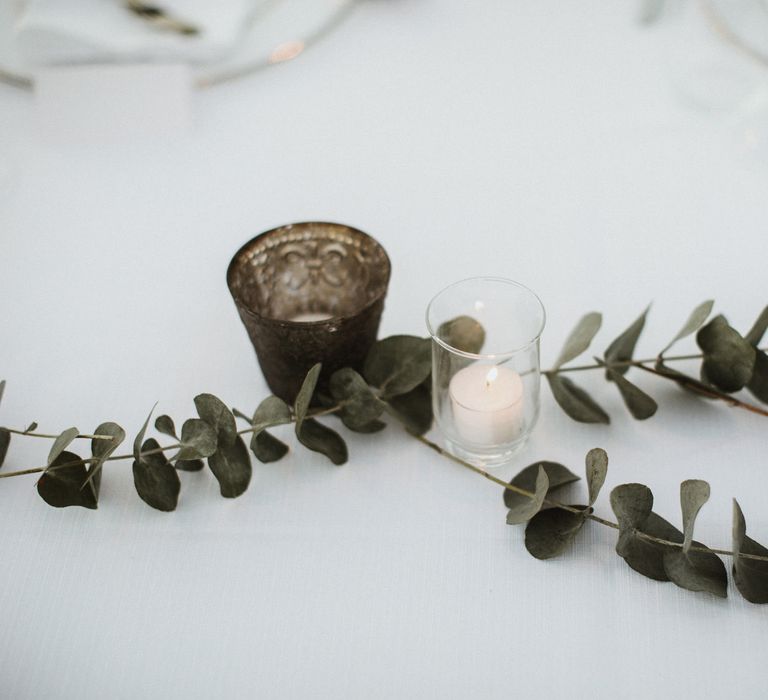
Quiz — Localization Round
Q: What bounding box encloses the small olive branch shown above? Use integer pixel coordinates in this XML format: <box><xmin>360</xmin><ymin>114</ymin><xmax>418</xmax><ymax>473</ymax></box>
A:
<box><xmin>1</xmin><ymin>301</ymin><xmax>768</xmax><ymax>602</ymax></box>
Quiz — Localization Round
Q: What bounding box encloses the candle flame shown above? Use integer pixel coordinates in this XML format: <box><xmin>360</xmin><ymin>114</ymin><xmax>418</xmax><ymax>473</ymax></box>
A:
<box><xmin>485</xmin><ymin>367</ymin><xmax>498</xmax><ymax>388</ymax></box>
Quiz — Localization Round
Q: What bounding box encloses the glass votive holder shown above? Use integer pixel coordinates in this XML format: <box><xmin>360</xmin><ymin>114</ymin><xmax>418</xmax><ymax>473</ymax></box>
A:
<box><xmin>227</xmin><ymin>222</ymin><xmax>391</xmax><ymax>402</ymax></box>
<box><xmin>426</xmin><ymin>277</ymin><xmax>546</xmax><ymax>467</ymax></box>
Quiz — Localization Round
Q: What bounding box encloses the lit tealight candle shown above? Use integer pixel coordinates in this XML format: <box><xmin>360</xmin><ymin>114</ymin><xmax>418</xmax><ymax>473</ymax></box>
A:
<box><xmin>289</xmin><ymin>312</ymin><xmax>332</xmax><ymax>322</ymax></box>
<box><xmin>449</xmin><ymin>364</ymin><xmax>524</xmax><ymax>445</ymax></box>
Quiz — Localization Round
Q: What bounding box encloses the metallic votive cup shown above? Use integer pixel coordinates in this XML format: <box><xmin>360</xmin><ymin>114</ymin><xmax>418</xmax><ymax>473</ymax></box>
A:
<box><xmin>227</xmin><ymin>222</ymin><xmax>391</xmax><ymax>402</ymax></box>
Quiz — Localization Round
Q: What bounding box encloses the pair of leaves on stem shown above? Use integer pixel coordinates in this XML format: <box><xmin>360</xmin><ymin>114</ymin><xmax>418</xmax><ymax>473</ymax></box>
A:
<box><xmin>610</xmin><ymin>481</ymin><xmax>727</xmax><ymax>598</ymax></box>
<box><xmin>504</xmin><ymin>448</ymin><xmax>608</xmax><ymax>559</ymax></box>
<box><xmin>36</xmin><ymin>422</ymin><xmax>125</xmax><ymax>509</ymax></box>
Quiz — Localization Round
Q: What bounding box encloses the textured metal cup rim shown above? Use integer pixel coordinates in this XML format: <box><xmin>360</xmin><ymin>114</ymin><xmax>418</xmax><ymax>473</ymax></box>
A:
<box><xmin>426</xmin><ymin>276</ymin><xmax>547</xmax><ymax>359</ymax></box>
<box><xmin>227</xmin><ymin>221</ymin><xmax>392</xmax><ymax>327</ymax></box>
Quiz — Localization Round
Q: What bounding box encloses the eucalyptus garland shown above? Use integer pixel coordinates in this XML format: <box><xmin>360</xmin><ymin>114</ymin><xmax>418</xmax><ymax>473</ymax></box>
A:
<box><xmin>2</xmin><ymin>300</ymin><xmax>768</xmax><ymax>604</ymax></box>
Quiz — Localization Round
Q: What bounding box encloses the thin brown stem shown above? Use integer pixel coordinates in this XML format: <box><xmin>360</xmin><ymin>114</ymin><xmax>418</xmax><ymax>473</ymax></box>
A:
<box><xmin>5</xmin><ymin>428</ymin><xmax>115</xmax><ymax>441</ymax></box>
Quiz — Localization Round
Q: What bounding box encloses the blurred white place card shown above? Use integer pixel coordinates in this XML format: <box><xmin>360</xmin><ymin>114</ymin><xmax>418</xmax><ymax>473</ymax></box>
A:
<box><xmin>34</xmin><ymin>63</ymin><xmax>191</xmax><ymax>142</ymax></box>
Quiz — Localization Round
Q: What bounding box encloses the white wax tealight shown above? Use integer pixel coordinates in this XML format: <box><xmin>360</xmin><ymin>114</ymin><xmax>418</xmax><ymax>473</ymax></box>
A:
<box><xmin>289</xmin><ymin>312</ymin><xmax>332</xmax><ymax>322</ymax></box>
<box><xmin>449</xmin><ymin>365</ymin><xmax>524</xmax><ymax>445</ymax></box>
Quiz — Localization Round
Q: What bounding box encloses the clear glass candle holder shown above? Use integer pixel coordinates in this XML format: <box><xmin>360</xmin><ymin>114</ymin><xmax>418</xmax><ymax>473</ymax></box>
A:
<box><xmin>426</xmin><ymin>277</ymin><xmax>546</xmax><ymax>467</ymax></box>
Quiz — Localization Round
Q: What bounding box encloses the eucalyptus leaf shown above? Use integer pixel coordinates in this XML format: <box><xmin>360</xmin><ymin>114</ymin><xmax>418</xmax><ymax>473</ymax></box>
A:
<box><xmin>504</xmin><ymin>461</ymin><xmax>579</xmax><ymax>511</ymax></box>
<box><xmin>610</xmin><ymin>483</ymin><xmax>653</xmax><ymax>529</ymax></box>
<box><xmin>250</xmin><ymin>430</ymin><xmax>289</xmax><ymax>463</ymax></box>
<box><xmin>696</xmin><ymin>315</ymin><xmax>756</xmax><ymax>393</ymax></box>
<box><xmin>747</xmin><ymin>350</ymin><xmax>768</xmax><ymax>404</ymax></box>
<box><xmin>294</xmin><ymin>364</ymin><xmax>321</xmax><ymax>430</ymax></box>
<box><xmin>48</xmin><ymin>427</ymin><xmax>80</xmax><ymax>467</ymax></box>
<box><xmin>604</xmin><ymin>306</ymin><xmax>649</xmax><ymax>376</ymax></box>
<box><xmin>252</xmin><ymin>395</ymin><xmax>293</xmax><ymax>433</ymax></box>
<box><xmin>154</xmin><ymin>415</ymin><xmax>177</xmax><ymax>439</ymax></box>
<box><xmin>660</xmin><ymin>300</ymin><xmax>714</xmax><ymax>356</ymax></box>
<box><xmin>385</xmin><ymin>384</ymin><xmax>432</xmax><ymax>435</ymax></box>
<box><xmin>437</xmin><ymin>316</ymin><xmax>486</xmax><ymax>354</ymax></box>
<box><xmin>0</xmin><ymin>428</ymin><xmax>9</xmax><ymax>468</ymax></box>
<box><xmin>585</xmin><ymin>447</ymin><xmax>608</xmax><ymax>506</ymax></box>
<box><xmin>37</xmin><ymin>451</ymin><xmax>97</xmax><ymax>509</ymax></box>
<box><xmin>176</xmin><ymin>418</ymin><xmax>218</xmax><ymax>461</ymax></box>
<box><xmin>745</xmin><ymin>305</ymin><xmax>768</xmax><ymax>347</ymax></box>
<box><xmin>546</xmin><ymin>374</ymin><xmax>610</xmax><ymax>424</ymax></box>
<box><xmin>195</xmin><ymin>393</ymin><xmax>237</xmax><ymax>448</ymax></box>
<box><xmin>654</xmin><ymin>360</ymin><xmax>720</xmax><ymax>400</ymax></box>
<box><xmin>615</xmin><ymin>511</ymin><xmax>683</xmax><ymax>582</ymax></box>
<box><xmin>83</xmin><ymin>421</ymin><xmax>125</xmax><ymax>491</ymax></box>
<box><xmin>0</xmin><ymin>379</ymin><xmax>4</xmax><ymax>405</ymax></box>
<box><xmin>176</xmin><ymin>458</ymin><xmax>204</xmax><ymax>472</ymax></box>
<box><xmin>329</xmin><ymin>367</ymin><xmax>385</xmax><ymax>431</ymax></box>
<box><xmin>555</xmin><ymin>312</ymin><xmax>602</xmax><ymax>368</ymax></box>
<box><xmin>680</xmin><ymin>479</ymin><xmax>709</xmax><ymax>553</ymax></box>
<box><xmin>297</xmin><ymin>418</ymin><xmax>348</xmax><ymax>465</ymax></box>
<box><xmin>663</xmin><ymin>547</ymin><xmax>727</xmax><ymax>598</ymax></box>
<box><xmin>24</xmin><ymin>422</ymin><xmax>38</xmax><ymax>434</ymax></box>
<box><xmin>605</xmin><ymin>367</ymin><xmax>658</xmax><ymax>420</ymax></box>
<box><xmin>525</xmin><ymin>506</ymin><xmax>590</xmax><ymax>559</ymax></box>
<box><xmin>732</xmin><ymin>500</ymin><xmax>768</xmax><ymax>604</ymax></box>
<box><xmin>132</xmin><ymin>438</ymin><xmax>180</xmax><ymax>511</ymax></box>
<box><xmin>208</xmin><ymin>435</ymin><xmax>251</xmax><ymax>498</ymax></box>
<box><xmin>506</xmin><ymin>465</ymin><xmax>549</xmax><ymax>525</ymax></box>
<box><xmin>363</xmin><ymin>335</ymin><xmax>432</xmax><ymax>399</ymax></box>
<box><xmin>249</xmin><ymin>395</ymin><xmax>292</xmax><ymax>464</ymax></box>
<box><xmin>133</xmin><ymin>405</ymin><xmax>156</xmax><ymax>461</ymax></box>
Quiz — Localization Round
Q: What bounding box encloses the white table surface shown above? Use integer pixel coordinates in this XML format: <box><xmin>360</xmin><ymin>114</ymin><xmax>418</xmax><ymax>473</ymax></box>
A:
<box><xmin>2</xmin><ymin>2</ymin><xmax>768</xmax><ymax>698</ymax></box>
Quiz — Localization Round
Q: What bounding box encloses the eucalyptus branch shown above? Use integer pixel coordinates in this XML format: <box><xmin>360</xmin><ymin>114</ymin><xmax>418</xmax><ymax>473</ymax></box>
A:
<box><xmin>5</xmin><ymin>428</ymin><xmax>115</xmax><ymax>441</ymax></box>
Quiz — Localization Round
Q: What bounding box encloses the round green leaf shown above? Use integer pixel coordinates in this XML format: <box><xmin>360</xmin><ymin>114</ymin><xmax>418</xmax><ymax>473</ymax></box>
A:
<box><xmin>504</xmin><ymin>461</ymin><xmax>579</xmax><ymax>511</ymax></box>
<box><xmin>250</xmin><ymin>430</ymin><xmax>289</xmax><ymax>463</ymax></box>
<box><xmin>297</xmin><ymin>418</ymin><xmax>348</xmax><ymax>465</ymax></box>
<box><xmin>696</xmin><ymin>315</ymin><xmax>756</xmax><ymax>393</ymax></box>
<box><xmin>195</xmin><ymin>393</ymin><xmax>237</xmax><ymax>447</ymax></box>
<box><xmin>663</xmin><ymin>547</ymin><xmax>727</xmax><ymax>598</ymax></box>
<box><xmin>436</xmin><ymin>316</ymin><xmax>486</xmax><ymax>354</ymax></box>
<box><xmin>133</xmin><ymin>438</ymin><xmax>180</xmax><ymax>511</ymax></box>
<box><xmin>154</xmin><ymin>415</ymin><xmax>177</xmax><ymax>439</ymax></box>
<box><xmin>37</xmin><ymin>451</ymin><xmax>97</xmax><ymax>509</ymax></box>
<box><xmin>363</xmin><ymin>335</ymin><xmax>432</xmax><ymax>399</ymax></box>
<box><xmin>610</xmin><ymin>483</ymin><xmax>653</xmax><ymax>529</ymax></box>
<box><xmin>506</xmin><ymin>465</ymin><xmax>549</xmax><ymax>525</ymax></box>
<box><xmin>330</xmin><ymin>367</ymin><xmax>385</xmax><ymax>431</ymax></box>
<box><xmin>524</xmin><ymin>507</ymin><xmax>589</xmax><ymax>559</ymax></box>
<box><xmin>177</xmin><ymin>418</ymin><xmax>218</xmax><ymax>461</ymax></box>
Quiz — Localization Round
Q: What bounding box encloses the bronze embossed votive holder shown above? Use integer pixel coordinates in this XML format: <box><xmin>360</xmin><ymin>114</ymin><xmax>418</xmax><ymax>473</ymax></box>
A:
<box><xmin>227</xmin><ymin>222</ymin><xmax>391</xmax><ymax>401</ymax></box>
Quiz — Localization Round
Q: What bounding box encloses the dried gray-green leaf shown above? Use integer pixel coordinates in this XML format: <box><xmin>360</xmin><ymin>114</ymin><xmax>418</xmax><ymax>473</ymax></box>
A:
<box><xmin>506</xmin><ymin>465</ymin><xmax>549</xmax><ymax>525</ymax></box>
<box><xmin>195</xmin><ymin>393</ymin><xmax>237</xmax><ymax>447</ymax></box>
<box><xmin>250</xmin><ymin>430</ymin><xmax>289</xmax><ymax>463</ymax></box>
<box><xmin>747</xmin><ymin>350</ymin><xmax>768</xmax><ymax>404</ymax></box>
<box><xmin>604</xmin><ymin>306</ymin><xmax>649</xmax><ymax>376</ymax></box>
<box><xmin>48</xmin><ymin>427</ymin><xmax>79</xmax><ymax>467</ymax></box>
<box><xmin>615</xmin><ymin>511</ymin><xmax>683</xmax><ymax>582</ymax></box>
<box><xmin>660</xmin><ymin>300</ymin><xmax>714</xmax><ymax>356</ymax></box>
<box><xmin>504</xmin><ymin>461</ymin><xmax>580</xmax><ymax>510</ymax></box>
<box><xmin>546</xmin><ymin>374</ymin><xmax>610</xmax><ymax>424</ymax></box>
<box><xmin>555</xmin><ymin>312</ymin><xmax>602</xmax><ymax>368</ymax></box>
<box><xmin>252</xmin><ymin>395</ymin><xmax>293</xmax><ymax>433</ymax></box>
<box><xmin>696</xmin><ymin>315</ymin><xmax>756</xmax><ymax>393</ymax></box>
<box><xmin>663</xmin><ymin>546</ymin><xmax>727</xmax><ymax>598</ymax></box>
<box><xmin>680</xmin><ymin>479</ymin><xmax>709</xmax><ymax>553</ymax></box>
<box><xmin>83</xmin><ymin>421</ymin><xmax>125</xmax><ymax>491</ymax></box>
<box><xmin>294</xmin><ymin>363</ymin><xmax>321</xmax><ymax>430</ymax></box>
<box><xmin>385</xmin><ymin>384</ymin><xmax>432</xmax><ymax>436</ymax></box>
<box><xmin>208</xmin><ymin>435</ymin><xmax>251</xmax><ymax>498</ymax></box>
<box><xmin>133</xmin><ymin>404</ymin><xmax>156</xmax><ymax>461</ymax></box>
<box><xmin>732</xmin><ymin>500</ymin><xmax>768</xmax><ymax>604</ymax></box>
<box><xmin>605</xmin><ymin>367</ymin><xmax>658</xmax><ymax>420</ymax></box>
<box><xmin>363</xmin><ymin>335</ymin><xmax>432</xmax><ymax>399</ymax></box>
<box><xmin>745</xmin><ymin>305</ymin><xmax>768</xmax><ymax>347</ymax></box>
<box><xmin>24</xmin><ymin>422</ymin><xmax>38</xmax><ymax>434</ymax></box>
<box><xmin>0</xmin><ymin>379</ymin><xmax>4</xmax><ymax>405</ymax></box>
<box><xmin>132</xmin><ymin>438</ymin><xmax>180</xmax><ymax>511</ymax></box>
<box><xmin>176</xmin><ymin>418</ymin><xmax>218</xmax><ymax>461</ymax></box>
<box><xmin>0</xmin><ymin>428</ymin><xmax>9</xmax><ymax>468</ymax></box>
<box><xmin>610</xmin><ymin>483</ymin><xmax>653</xmax><ymax>529</ymax></box>
<box><xmin>437</xmin><ymin>316</ymin><xmax>486</xmax><ymax>354</ymax></box>
<box><xmin>585</xmin><ymin>448</ymin><xmax>608</xmax><ymax>506</ymax></box>
<box><xmin>154</xmin><ymin>415</ymin><xmax>177</xmax><ymax>439</ymax></box>
<box><xmin>330</xmin><ymin>367</ymin><xmax>385</xmax><ymax>431</ymax></box>
<box><xmin>176</xmin><ymin>458</ymin><xmax>204</xmax><ymax>472</ymax></box>
<box><xmin>525</xmin><ymin>506</ymin><xmax>590</xmax><ymax>559</ymax></box>
<box><xmin>297</xmin><ymin>418</ymin><xmax>348</xmax><ymax>465</ymax></box>
<box><xmin>37</xmin><ymin>451</ymin><xmax>97</xmax><ymax>509</ymax></box>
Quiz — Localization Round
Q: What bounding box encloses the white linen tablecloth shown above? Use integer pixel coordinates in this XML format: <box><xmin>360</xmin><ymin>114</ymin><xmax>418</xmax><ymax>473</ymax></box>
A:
<box><xmin>1</xmin><ymin>1</ymin><xmax>768</xmax><ymax>698</ymax></box>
